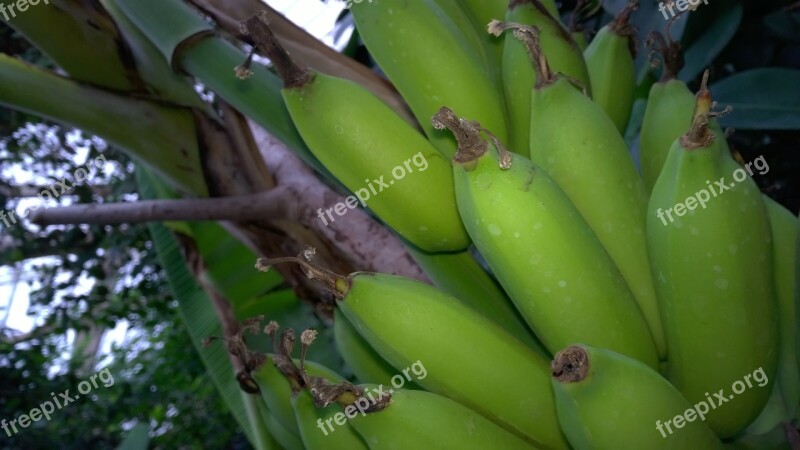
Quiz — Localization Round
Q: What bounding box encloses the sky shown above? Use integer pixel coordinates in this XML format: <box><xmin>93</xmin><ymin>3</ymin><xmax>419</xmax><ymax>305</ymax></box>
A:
<box><xmin>0</xmin><ymin>0</ymin><xmax>351</xmax><ymax>368</ymax></box>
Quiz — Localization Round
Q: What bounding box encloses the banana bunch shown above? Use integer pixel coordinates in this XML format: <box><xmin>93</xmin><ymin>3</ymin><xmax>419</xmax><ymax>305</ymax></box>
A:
<box><xmin>233</xmin><ymin>5</ymin><xmax>798</xmax><ymax>449</ymax></box>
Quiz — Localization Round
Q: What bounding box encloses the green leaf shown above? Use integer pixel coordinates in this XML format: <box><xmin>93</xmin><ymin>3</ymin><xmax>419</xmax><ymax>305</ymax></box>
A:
<box><xmin>764</xmin><ymin>8</ymin><xmax>800</xmax><ymax>43</ymax></box>
<box><xmin>137</xmin><ymin>167</ymin><xmax>258</xmax><ymax>446</ymax></box>
<box><xmin>711</xmin><ymin>68</ymin><xmax>800</xmax><ymax>130</ymax></box>
<box><xmin>680</xmin><ymin>2</ymin><xmax>743</xmax><ymax>82</ymax></box>
<box><xmin>0</xmin><ymin>55</ymin><xmax>208</xmax><ymax>196</ymax></box>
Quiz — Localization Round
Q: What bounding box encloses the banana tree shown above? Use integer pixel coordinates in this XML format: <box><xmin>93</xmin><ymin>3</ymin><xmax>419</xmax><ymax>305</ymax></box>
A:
<box><xmin>1</xmin><ymin>0</ymin><xmax>798</xmax><ymax>448</ymax></box>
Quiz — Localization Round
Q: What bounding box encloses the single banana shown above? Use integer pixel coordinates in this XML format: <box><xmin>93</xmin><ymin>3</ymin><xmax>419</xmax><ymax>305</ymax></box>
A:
<box><xmin>646</xmin><ymin>74</ymin><xmax>778</xmax><ymax>437</ymax></box>
<box><xmin>428</xmin><ymin>0</ymin><xmax>498</xmax><ymax>80</ymax></box>
<box><xmin>261</xmin><ymin>405</ymin><xmax>305</xmax><ymax>450</ymax></box>
<box><xmin>349</xmin><ymin>387</ymin><xmax>540</xmax><ymax>449</ymax></box>
<box><xmin>764</xmin><ymin>196</ymin><xmax>799</xmax><ymax>418</ymax></box>
<box><xmin>405</xmin><ymin>245</ymin><xmax>547</xmax><ymax>355</ymax></box>
<box><xmin>255</xmin><ymin>257</ymin><xmax>568</xmax><ymax>449</ymax></box>
<box><xmin>551</xmin><ymin>344</ymin><xmax>724</xmax><ymax>449</ymax></box>
<box><xmin>583</xmin><ymin>0</ymin><xmax>638</xmax><ymax>133</ymax></box>
<box><xmin>571</xmin><ymin>30</ymin><xmax>588</xmax><ymax>51</ymax></box>
<box><xmin>434</xmin><ymin>107</ymin><xmax>658</xmax><ymax>369</ymax></box>
<box><xmin>491</xmin><ymin>2</ymin><xmax>589</xmax><ymax>153</ymax></box>
<box><xmin>245</xmin><ymin>16</ymin><xmax>469</xmax><ymax>252</ymax></box>
<box><xmin>427</xmin><ymin>0</ymin><xmax>509</xmax><ymax>92</ymax></box>
<box><xmin>639</xmin><ymin>31</ymin><xmax>696</xmax><ymax>192</ymax></box>
<box><xmin>334</xmin><ymin>308</ymin><xmax>419</xmax><ymax>387</ymax></box>
<box><xmin>493</xmin><ymin>23</ymin><xmax>666</xmax><ymax>359</ymax></box>
<box><xmin>350</xmin><ymin>0</ymin><xmax>508</xmax><ymax>158</ymax></box>
<box><xmin>738</xmin><ymin>195</ymin><xmax>797</xmax><ymax>440</ymax></box>
<box><xmin>291</xmin><ymin>389</ymin><xmax>369</xmax><ymax>450</ymax></box>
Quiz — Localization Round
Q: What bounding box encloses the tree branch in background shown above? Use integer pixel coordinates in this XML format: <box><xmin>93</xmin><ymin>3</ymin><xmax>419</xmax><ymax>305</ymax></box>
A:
<box><xmin>27</xmin><ymin>189</ymin><xmax>296</xmax><ymax>226</ymax></box>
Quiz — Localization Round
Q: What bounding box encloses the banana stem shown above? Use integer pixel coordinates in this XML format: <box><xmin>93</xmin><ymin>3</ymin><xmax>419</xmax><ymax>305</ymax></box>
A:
<box><xmin>488</xmin><ymin>21</ymin><xmax>553</xmax><ymax>88</ymax></box>
<box><xmin>681</xmin><ymin>70</ymin><xmax>714</xmax><ymax>148</ymax></box>
<box><xmin>255</xmin><ymin>253</ymin><xmax>351</xmax><ymax>299</ymax></box>
<box><xmin>242</xmin><ymin>11</ymin><xmax>311</xmax><ymax>88</ymax></box>
<box><xmin>646</xmin><ymin>31</ymin><xmax>684</xmax><ymax>82</ymax></box>
<box><xmin>266</xmin><ymin>320</ymin><xmax>391</xmax><ymax>412</ymax></box>
<box><xmin>551</xmin><ymin>345</ymin><xmax>590</xmax><ymax>383</ymax></box>
<box><xmin>610</xmin><ymin>0</ymin><xmax>639</xmax><ymax>56</ymax></box>
<box><xmin>431</xmin><ymin>107</ymin><xmax>487</xmax><ymax>166</ymax></box>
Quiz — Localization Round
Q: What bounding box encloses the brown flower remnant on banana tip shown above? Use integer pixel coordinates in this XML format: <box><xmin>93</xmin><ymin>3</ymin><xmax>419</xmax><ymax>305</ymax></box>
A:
<box><xmin>552</xmin><ymin>345</ymin><xmax>590</xmax><ymax>383</ymax></box>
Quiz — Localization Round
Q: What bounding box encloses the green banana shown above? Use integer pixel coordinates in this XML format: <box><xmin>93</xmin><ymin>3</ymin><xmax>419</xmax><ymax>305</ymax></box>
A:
<box><xmin>764</xmin><ymin>196</ymin><xmax>799</xmax><ymax>418</ymax></box>
<box><xmin>255</xmin><ymin>257</ymin><xmax>568</xmax><ymax>449</ymax></box>
<box><xmin>740</xmin><ymin>378</ymin><xmax>789</xmax><ymax>437</ymax></box>
<box><xmin>551</xmin><ymin>344</ymin><xmax>724</xmax><ymax>449</ymax></box>
<box><xmin>349</xmin><ymin>387</ymin><xmax>539</xmax><ymax>449</ymax></box>
<box><xmin>639</xmin><ymin>31</ymin><xmax>696</xmax><ymax>192</ymax></box>
<box><xmin>428</xmin><ymin>0</ymin><xmax>498</xmax><ymax>79</ymax></box>
<box><xmin>491</xmin><ymin>2</ymin><xmax>589</xmax><ymax>153</ymax></box>
<box><xmin>646</xmin><ymin>75</ymin><xmax>779</xmax><ymax>437</ymax></box>
<box><xmin>350</xmin><ymin>0</ymin><xmax>508</xmax><ymax>158</ymax></box>
<box><xmin>245</xmin><ymin>16</ymin><xmax>469</xmax><ymax>252</ymax></box>
<box><xmin>571</xmin><ymin>30</ymin><xmax>588</xmax><ymax>51</ymax></box>
<box><xmin>450</xmin><ymin>0</ymin><xmax>513</xmax><ymax>80</ymax></box>
<box><xmin>252</xmin><ymin>353</ymin><xmax>343</xmax><ymax>436</ymax></box>
<box><xmin>405</xmin><ymin>245</ymin><xmax>547</xmax><ymax>355</ymax></box>
<box><xmin>434</xmin><ymin>107</ymin><xmax>658</xmax><ymax>369</ymax></box>
<box><xmin>291</xmin><ymin>389</ymin><xmax>369</xmax><ymax>450</ymax></box>
<box><xmin>495</xmin><ymin>23</ymin><xmax>666</xmax><ymax>359</ymax></box>
<box><xmin>261</xmin><ymin>405</ymin><xmax>305</xmax><ymax>450</ymax></box>
<box><xmin>796</xmin><ymin>211</ymin><xmax>800</xmax><ymax>422</ymax></box>
<box><xmin>334</xmin><ymin>308</ymin><xmax>419</xmax><ymax>387</ymax></box>
<box><xmin>583</xmin><ymin>0</ymin><xmax>638</xmax><ymax>133</ymax></box>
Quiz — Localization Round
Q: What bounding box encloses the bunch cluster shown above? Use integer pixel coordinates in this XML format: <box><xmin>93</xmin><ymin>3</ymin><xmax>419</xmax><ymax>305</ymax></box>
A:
<box><xmin>233</xmin><ymin>1</ymin><xmax>798</xmax><ymax>449</ymax></box>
